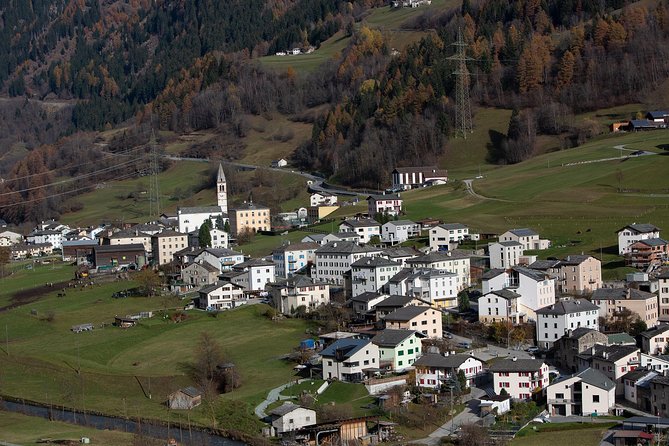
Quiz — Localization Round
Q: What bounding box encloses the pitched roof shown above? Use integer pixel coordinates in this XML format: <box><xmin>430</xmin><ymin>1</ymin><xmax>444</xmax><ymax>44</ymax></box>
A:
<box><xmin>272</xmin><ymin>242</ymin><xmax>319</xmax><ymax>253</ymax></box>
<box><xmin>622</xmin><ymin>368</ymin><xmax>659</xmax><ymax>383</ymax></box>
<box><xmin>393</xmin><ymin>165</ymin><xmax>442</xmax><ymax>174</ymax></box>
<box><xmin>647</xmin><ymin>111</ymin><xmax>669</xmax><ymax>119</ymax></box>
<box><xmin>618</xmin><ymin>223</ymin><xmax>661</xmax><ymax>234</ymax></box>
<box><xmin>368</xmin><ymin>193</ymin><xmax>401</xmax><ymax>201</ymax></box>
<box><xmin>199</xmin><ymin>281</ymin><xmax>243</xmax><ymax>294</ymax></box>
<box><xmin>567</xmin><ymin>327</ymin><xmax>601</xmax><ymax>340</ymax></box>
<box><xmin>153</xmin><ymin>230</ymin><xmax>186</xmax><ymax>238</ymax></box>
<box><xmin>94</xmin><ymin>244</ymin><xmax>145</xmax><ymax>252</ymax></box>
<box><xmin>586</xmin><ymin>344</ymin><xmax>639</xmax><ymax>362</ymax></box>
<box><xmin>382</xmin><ymin>246</ymin><xmax>422</xmax><ymax>259</ymax></box>
<box><xmin>384</xmin><ymin>220</ymin><xmax>416</xmax><ymax>227</ymax></box>
<box><xmin>269</xmin><ymin>402</ymin><xmax>307</xmax><ymax>417</ymax></box>
<box><xmin>269</xmin><ymin>275</ymin><xmax>328</xmax><ymax>289</ymax></box>
<box><xmin>536</xmin><ymin>299</ymin><xmax>599</xmax><ymax>316</ymax></box>
<box><xmin>485</xmin><ymin>289</ymin><xmax>521</xmax><ymax>300</ymax></box>
<box><xmin>577</xmin><ymin>367</ymin><xmax>616</xmax><ymax>391</ymax></box>
<box><xmin>384</xmin><ymin>305</ymin><xmax>434</xmax><ymax>321</ymax></box>
<box><xmin>351</xmin><ymin>292</ymin><xmax>385</xmax><ymax>304</ymax></box>
<box><xmin>234</xmin><ymin>258</ymin><xmax>274</xmax><ymax>268</ymax></box>
<box><xmin>482</xmin><ymin>268</ymin><xmax>505</xmax><ymax>279</ymax></box>
<box><xmin>315</xmin><ymin>241</ymin><xmax>381</xmax><ymax>255</ymax></box>
<box><xmin>178</xmin><ymin>206</ymin><xmax>224</xmax><ymax>215</ymax></box>
<box><xmin>495</xmin><ymin>241</ymin><xmax>523</xmax><ymax>247</ymax></box>
<box><xmin>591</xmin><ymin>288</ymin><xmax>656</xmax><ymax>301</ymax></box>
<box><xmin>320</xmin><ymin>338</ymin><xmax>372</xmax><ymax>359</ymax></box>
<box><xmin>560</xmin><ymin>255</ymin><xmax>595</xmax><ymax>265</ymax></box>
<box><xmin>528</xmin><ymin>259</ymin><xmax>561</xmax><ymax>270</ymax></box>
<box><xmin>109</xmin><ymin>229</ymin><xmax>151</xmax><ymax>239</ymax></box>
<box><xmin>351</xmin><ymin>256</ymin><xmax>400</xmax><ymax>268</ymax></box>
<box><xmin>375</xmin><ymin>294</ymin><xmax>417</xmax><ymax>309</ymax></box>
<box><xmin>489</xmin><ymin>358</ymin><xmax>544</xmax><ymax>373</ymax></box>
<box><xmin>413</xmin><ymin>353</ymin><xmax>476</xmax><ymax>369</ymax></box>
<box><xmin>507</xmin><ymin>228</ymin><xmax>538</xmax><ymax>237</ymax></box>
<box><xmin>633</xmin><ymin>238</ymin><xmax>668</xmax><ymax>247</ymax></box>
<box><xmin>436</xmin><ymin>223</ymin><xmax>468</xmax><ymax>231</ymax></box>
<box><xmin>607</xmin><ymin>332</ymin><xmax>637</xmax><ymax>345</ymax></box>
<box><xmin>388</xmin><ymin>268</ymin><xmax>413</xmax><ymax>283</ymax></box>
<box><xmin>406</xmin><ymin>251</ymin><xmax>471</xmax><ymax>264</ymax></box>
<box><xmin>640</xmin><ymin>324</ymin><xmax>669</xmax><ymax>339</ymax></box>
<box><xmin>514</xmin><ymin>266</ymin><xmax>549</xmax><ymax>282</ymax></box>
<box><xmin>371</xmin><ymin>329</ymin><xmax>419</xmax><ymax>347</ymax></box>
<box><xmin>217</xmin><ymin>163</ymin><xmax>226</xmax><ymax>182</ymax></box>
<box><xmin>340</xmin><ymin>218</ymin><xmax>380</xmax><ymax>228</ymax></box>
<box><xmin>179</xmin><ymin>386</ymin><xmax>202</xmax><ymax>398</ymax></box>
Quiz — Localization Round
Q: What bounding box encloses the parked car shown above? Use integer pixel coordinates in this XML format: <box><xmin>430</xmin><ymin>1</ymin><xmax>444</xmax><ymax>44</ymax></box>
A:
<box><xmin>456</xmin><ymin>342</ymin><xmax>471</xmax><ymax>349</ymax></box>
<box><xmin>526</xmin><ymin>346</ymin><xmax>540</xmax><ymax>354</ymax></box>
<box><xmin>444</xmin><ymin>332</ymin><xmax>453</xmax><ymax>339</ymax></box>
<box><xmin>531</xmin><ymin>416</ymin><xmax>551</xmax><ymax>423</ymax></box>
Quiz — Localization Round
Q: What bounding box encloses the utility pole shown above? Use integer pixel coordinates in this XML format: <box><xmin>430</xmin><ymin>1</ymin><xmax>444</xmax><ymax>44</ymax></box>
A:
<box><xmin>149</xmin><ymin>129</ymin><xmax>162</xmax><ymax>219</ymax></box>
<box><xmin>5</xmin><ymin>324</ymin><xmax>8</xmax><ymax>356</ymax></box>
<box><xmin>448</xmin><ymin>28</ymin><xmax>474</xmax><ymax>139</ymax></box>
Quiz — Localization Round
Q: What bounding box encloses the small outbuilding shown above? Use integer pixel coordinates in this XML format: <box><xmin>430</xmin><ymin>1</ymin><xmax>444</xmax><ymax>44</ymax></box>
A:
<box><xmin>167</xmin><ymin>387</ymin><xmax>202</xmax><ymax>410</ymax></box>
<box><xmin>269</xmin><ymin>402</ymin><xmax>317</xmax><ymax>435</ymax></box>
<box><xmin>114</xmin><ymin>316</ymin><xmax>137</xmax><ymax>328</ymax></box>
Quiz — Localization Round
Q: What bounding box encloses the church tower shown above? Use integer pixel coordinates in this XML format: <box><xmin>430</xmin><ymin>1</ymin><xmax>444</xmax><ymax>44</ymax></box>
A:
<box><xmin>217</xmin><ymin>163</ymin><xmax>228</xmax><ymax>214</ymax></box>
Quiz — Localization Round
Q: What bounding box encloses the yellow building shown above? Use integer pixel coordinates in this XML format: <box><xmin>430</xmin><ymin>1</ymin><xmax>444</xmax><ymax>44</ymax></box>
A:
<box><xmin>230</xmin><ymin>201</ymin><xmax>271</xmax><ymax>235</ymax></box>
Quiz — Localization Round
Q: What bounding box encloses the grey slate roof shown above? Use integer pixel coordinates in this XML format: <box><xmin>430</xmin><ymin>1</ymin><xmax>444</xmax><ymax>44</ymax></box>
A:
<box><xmin>368</xmin><ymin>193</ymin><xmax>401</xmax><ymax>201</ymax></box>
<box><xmin>489</xmin><ymin>358</ymin><xmax>544</xmax><ymax>373</ymax></box>
<box><xmin>109</xmin><ymin>229</ymin><xmax>151</xmax><ymax>239</ymax></box>
<box><xmin>560</xmin><ymin>255</ymin><xmax>594</xmax><ymax>265</ymax></box>
<box><xmin>382</xmin><ymin>246</ymin><xmax>422</xmax><ymax>259</ymax></box>
<box><xmin>178</xmin><ymin>206</ymin><xmax>224</xmax><ymax>214</ymax></box>
<box><xmin>233</xmin><ymin>201</ymin><xmax>269</xmax><ymax>211</ymax></box>
<box><xmin>528</xmin><ymin>260</ymin><xmax>561</xmax><ymax>270</ymax></box>
<box><xmin>591</xmin><ymin>288</ymin><xmax>656</xmax><ymax>301</ymax></box>
<box><xmin>640</xmin><ymin>324</ymin><xmax>669</xmax><ymax>339</ymax></box>
<box><xmin>406</xmin><ymin>251</ymin><xmax>471</xmax><ymax>264</ymax></box>
<box><xmin>179</xmin><ymin>386</ymin><xmax>202</xmax><ymax>398</ymax></box>
<box><xmin>268</xmin><ymin>275</ymin><xmax>328</xmax><ymax>289</ymax></box>
<box><xmin>269</xmin><ymin>402</ymin><xmax>304</xmax><ymax>417</ymax></box>
<box><xmin>351</xmin><ymin>256</ymin><xmax>400</xmax><ymax>268</ymax></box>
<box><xmin>437</xmin><ymin>223</ymin><xmax>469</xmax><ymax>231</ymax></box>
<box><xmin>234</xmin><ymin>258</ymin><xmax>274</xmax><ymax>268</ymax></box>
<box><xmin>273</xmin><ymin>242</ymin><xmax>319</xmax><ymax>253</ymax></box>
<box><xmin>384</xmin><ymin>305</ymin><xmax>434</xmax><ymax>321</ymax></box>
<box><xmin>482</xmin><ymin>269</ymin><xmax>504</xmax><ymax>279</ymax></box>
<box><xmin>618</xmin><ymin>223</ymin><xmax>661</xmax><ymax>234</ymax></box>
<box><xmin>384</xmin><ymin>220</ymin><xmax>416</xmax><ymax>227</ymax></box>
<box><xmin>316</xmin><ymin>241</ymin><xmax>381</xmax><ymax>255</ymax></box>
<box><xmin>507</xmin><ymin>228</ymin><xmax>538</xmax><ymax>237</ymax></box>
<box><xmin>536</xmin><ymin>299</ymin><xmax>599</xmax><ymax>316</ymax></box>
<box><xmin>340</xmin><ymin>218</ymin><xmax>381</xmax><ymax>228</ymax></box>
<box><xmin>320</xmin><ymin>338</ymin><xmax>372</xmax><ymax>359</ymax></box>
<box><xmin>568</xmin><ymin>327</ymin><xmax>600</xmax><ymax>339</ymax></box>
<box><xmin>621</xmin><ymin>368</ymin><xmax>658</xmax><ymax>383</ymax></box>
<box><xmin>95</xmin><ymin>243</ymin><xmax>145</xmax><ymax>252</ymax></box>
<box><xmin>371</xmin><ymin>329</ymin><xmax>419</xmax><ymax>347</ymax></box>
<box><xmin>375</xmin><ymin>294</ymin><xmax>417</xmax><ymax>309</ymax></box>
<box><xmin>485</xmin><ymin>289</ymin><xmax>521</xmax><ymax>300</ymax></box>
<box><xmin>413</xmin><ymin>353</ymin><xmax>475</xmax><ymax>369</ymax></box>
<box><xmin>634</xmin><ymin>238</ymin><xmax>668</xmax><ymax>247</ymax></box>
<box><xmin>514</xmin><ymin>266</ymin><xmax>549</xmax><ymax>282</ymax></box>
<box><xmin>388</xmin><ymin>268</ymin><xmax>413</xmax><ymax>283</ymax></box>
<box><xmin>577</xmin><ymin>367</ymin><xmax>616</xmax><ymax>391</ymax></box>
<box><xmin>497</xmin><ymin>241</ymin><xmax>523</xmax><ymax>247</ymax></box>
<box><xmin>351</xmin><ymin>292</ymin><xmax>385</xmax><ymax>303</ymax></box>
<box><xmin>581</xmin><ymin>344</ymin><xmax>639</xmax><ymax>363</ymax></box>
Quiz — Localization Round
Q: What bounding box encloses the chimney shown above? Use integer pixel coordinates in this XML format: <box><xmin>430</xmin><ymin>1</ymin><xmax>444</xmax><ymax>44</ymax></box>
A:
<box><xmin>512</xmin><ymin>356</ymin><xmax>517</xmax><ymax>362</ymax></box>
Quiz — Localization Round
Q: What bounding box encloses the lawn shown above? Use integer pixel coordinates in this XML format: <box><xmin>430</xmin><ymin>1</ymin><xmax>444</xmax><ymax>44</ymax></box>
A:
<box><xmin>0</xmin><ymin>260</ymin><xmax>76</xmax><ymax>307</ymax></box>
<box><xmin>259</xmin><ymin>31</ymin><xmax>350</xmax><ymax>74</ymax></box>
<box><xmin>511</xmin><ymin>422</ymin><xmax>618</xmax><ymax>446</ymax></box>
<box><xmin>0</xmin><ymin>410</ymin><xmax>139</xmax><ymax>446</ymax></box>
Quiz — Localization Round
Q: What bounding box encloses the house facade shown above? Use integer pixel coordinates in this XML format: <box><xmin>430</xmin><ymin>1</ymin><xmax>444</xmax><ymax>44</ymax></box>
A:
<box><xmin>339</xmin><ymin>218</ymin><xmax>381</xmax><ymax>244</ymax></box>
<box><xmin>625</xmin><ymin>238</ymin><xmax>669</xmax><ymax>268</ymax></box>
<box><xmin>383</xmin><ymin>305</ymin><xmax>442</xmax><ymax>339</ymax></box>
<box><xmin>351</xmin><ymin>257</ymin><xmax>402</xmax><ymax>297</ymax></box>
<box><xmin>405</xmin><ymin>251</ymin><xmax>471</xmax><ymax>291</ymax></box>
<box><xmin>270</xmin><ymin>403</ymin><xmax>317</xmax><ymax>435</ymax></box>
<box><xmin>414</xmin><ymin>353</ymin><xmax>484</xmax><ymax>389</ymax></box>
<box><xmin>591</xmin><ymin>288</ymin><xmax>659</xmax><ymax>328</ymax></box>
<box><xmin>553</xmin><ymin>328</ymin><xmax>608</xmax><ymax>373</ymax></box>
<box><xmin>198</xmin><ymin>282</ymin><xmax>246</xmax><ymax>310</ymax></box>
<box><xmin>482</xmin><ymin>267</ymin><xmax>555</xmax><ymax>322</ymax></box>
<box><xmin>310</xmin><ymin>193</ymin><xmax>338</xmax><ymax>207</ymax></box>
<box><xmin>488</xmin><ymin>241</ymin><xmax>523</xmax><ymax>269</ymax></box>
<box><xmin>499</xmin><ymin>228</ymin><xmax>550</xmax><ymax>251</ymax></box>
<box><xmin>617</xmin><ymin>223</ymin><xmax>661</xmax><ymax>255</ymax></box>
<box><xmin>490</xmin><ymin>358</ymin><xmax>549</xmax><ymax>400</ymax></box>
<box><xmin>428</xmin><ymin>223</ymin><xmax>473</xmax><ymax>252</ymax></box>
<box><xmin>272</xmin><ymin>242</ymin><xmax>318</xmax><ymax>278</ymax></box>
<box><xmin>371</xmin><ymin>329</ymin><xmax>423</xmax><ymax>371</ymax></box>
<box><xmin>660</xmin><ymin>271</ymin><xmax>669</xmax><ymax>321</ymax></box>
<box><xmin>227</xmin><ymin>258</ymin><xmax>276</xmax><ymax>291</ymax></box>
<box><xmin>640</xmin><ymin>325</ymin><xmax>669</xmax><ymax>354</ymax></box>
<box><xmin>388</xmin><ymin>268</ymin><xmax>458</xmax><ymax>308</ymax></box>
<box><xmin>181</xmin><ymin>261</ymin><xmax>220</xmax><ymax>290</ymax></box>
<box><xmin>367</xmin><ymin>194</ymin><xmax>403</xmax><ymax>218</ymax></box>
<box><xmin>381</xmin><ymin>220</ymin><xmax>420</xmax><ymax>245</ymax></box>
<box><xmin>478</xmin><ymin>289</ymin><xmax>523</xmax><ymax>324</ymax></box>
<box><xmin>267</xmin><ymin>276</ymin><xmax>330</xmax><ymax>315</ymax></box>
<box><xmin>547</xmin><ymin>368</ymin><xmax>615</xmax><ymax>416</ymax></box>
<box><xmin>535</xmin><ymin>298</ymin><xmax>600</xmax><ymax>350</ymax></box>
<box><xmin>230</xmin><ymin>201</ymin><xmax>271</xmax><ymax>235</ymax></box>
<box><xmin>177</xmin><ymin>206</ymin><xmax>226</xmax><ymax>235</ymax></box>
<box><xmin>320</xmin><ymin>338</ymin><xmax>380</xmax><ymax>382</ymax></box>
<box><xmin>314</xmin><ymin>241</ymin><xmax>383</xmax><ymax>286</ymax></box>
<box><xmin>391</xmin><ymin>166</ymin><xmax>448</xmax><ymax>190</ymax></box>
<box><xmin>151</xmin><ymin>230</ymin><xmax>188</xmax><ymax>265</ymax></box>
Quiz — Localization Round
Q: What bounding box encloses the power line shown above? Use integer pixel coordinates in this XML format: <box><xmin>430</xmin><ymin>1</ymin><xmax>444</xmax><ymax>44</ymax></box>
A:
<box><xmin>148</xmin><ymin>129</ymin><xmax>162</xmax><ymax>218</ymax></box>
<box><xmin>448</xmin><ymin>27</ymin><xmax>474</xmax><ymax>139</ymax></box>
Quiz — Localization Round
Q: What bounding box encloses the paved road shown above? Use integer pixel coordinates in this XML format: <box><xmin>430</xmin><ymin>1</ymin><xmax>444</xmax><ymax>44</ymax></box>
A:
<box><xmin>412</xmin><ymin>387</ymin><xmax>487</xmax><ymax>445</ymax></box>
<box><xmin>462</xmin><ymin>179</ymin><xmax>509</xmax><ymax>202</ymax></box>
<box><xmin>254</xmin><ymin>380</ymin><xmax>307</xmax><ymax>419</ymax></box>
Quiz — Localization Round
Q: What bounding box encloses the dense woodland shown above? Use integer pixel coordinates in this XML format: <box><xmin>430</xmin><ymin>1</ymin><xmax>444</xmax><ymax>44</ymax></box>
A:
<box><xmin>1</xmin><ymin>0</ymin><xmax>669</xmax><ymax>220</ymax></box>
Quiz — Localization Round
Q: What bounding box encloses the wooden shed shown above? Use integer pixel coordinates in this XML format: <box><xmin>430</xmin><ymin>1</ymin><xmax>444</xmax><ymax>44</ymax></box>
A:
<box><xmin>167</xmin><ymin>387</ymin><xmax>202</xmax><ymax>410</ymax></box>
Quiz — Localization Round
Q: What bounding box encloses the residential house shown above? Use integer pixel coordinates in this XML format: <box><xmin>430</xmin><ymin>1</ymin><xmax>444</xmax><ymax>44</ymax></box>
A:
<box><xmin>11</xmin><ymin>243</ymin><xmax>53</xmax><ymax>259</ymax></box>
<box><xmin>272</xmin><ymin>242</ymin><xmax>318</xmax><ymax>278</ymax></box>
<box><xmin>198</xmin><ymin>282</ymin><xmax>246</xmax><ymax>310</ymax></box>
<box><xmin>350</xmin><ymin>292</ymin><xmax>387</xmax><ymax>316</ymax></box>
<box><xmin>26</xmin><ymin>229</ymin><xmax>64</xmax><ymax>250</ymax></box>
<box><xmin>177</xmin><ymin>206</ymin><xmax>226</xmax><ymax>235</ymax></box>
<box><xmin>650</xmin><ymin>375</ymin><xmax>669</xmax><ymax>417</ymax></box>
<box><xmin>660</xmin><ymin>271</ymin><xmax>669</xmax><ymax>321</ymax></box>
<box><xmin>639</xmin><ymin>353</ymin><xmax>669</xmax><ymax>373</ymax></box>
<box><xmin>176</xmin><ymin>247</ymin><xmax>244</xmax><ymax>271</ymax></box>
<box><xmin>499</xmin><ymin>228</ymin><xmax>550</xmax><ymax>251</ymax></box>
<box><xmin>94</xmin><ymin>244</ymin><xmax>145</xmax><ymax>268</ymax></box>
<box><xmin>387</xmin><ymin>268</ymin><xmax>458</xmax><ymax>308</ymax></box>
<box><xmin>367</xmin><ymin>193</ymin><xmax>402</xmax><ymax>218</ymax></box>
<box><xmin>209</xmin><ymin>228</ymin><xmax>229</xmax><ymax>249</ymax></box>
<box><xmin>489</xmin><ymin>358</ymin><xmax>549</xmax><ymax>400</ymax></box>
<box><xmin>383</xmin><ymin>305</ymin><xmax>442</xmax><ymax>339</ymax></box>
<box><xmin>339</xmin><ymin>218</ymin><xmax>381</xmax><ymax>244</ymax></box>
<box><xmin>553</xmin><ymin>328</ymin><xmax>608</xmax><ymax>373</ymax></box>
<box><xmin>646</xmin><ymin>111</ymin><xmax>669</xmax><ymax>122</ymax></box>
<box><xmin>229</xmin><ymin>200</ymin><xmax>271</xmax><ymax>235</ymax></box>
<box><xmin>181</xmin><ymin>261</ymin><xmax>220</xmax><ymax>290</ymax></box>
<box><xmin>429</xmin><ymin>223</ymin><xmax>473</xmax><ymax>252</ymax></box>
<box><xmin>301</xmin><ymin>233</ymin><xmax>328</xmax><ymax>245</ymax></box>
<box><xmin>151</xmin><ymin>230</ymin><xmax>188</xmax><ymax>265</ymax></box>
<box><xmin>320</xmin><ymin>338</ymin><xmax>380</xmax><ymax>381</ymax></box>
<box><xmin>310</xmin><ymin>193</ymin><xmax>338</xmax><ymax>207</ymax></box>
<box><xmin>322</xmin><ymin>232</ymin><xmax>360</xmax><ymax>244</ymax></box>
<box><xmin>269</xmin><ymin>403</ymin><xmax>316</xmax><ymax>435</ymax></box>
<box><xmin>167</xmin><ymin>387</ymin><xmax>202</xmax><ymax>409</ymax></box>
<box><xmin>271</xmin><ymin>158</ymin><xmax>288</xmax><ymax>168</ymax></box>
<box><xmin>406</xmin><ymin>251</ymin><xmax>471</xmax><ymax>291</ymax></box>
<box><xmin>267</xmin><ymin>276</ymin><xmax>330</xmax><ymax>316</ymax></box>
<box><xmin>351</xmin><ymin>257</ymin><xmax>402</xmax><ymax>297</ymax></box>
<box><xmin>622</xmin><ymin>368</ymin><xmax>658</xmax><ymax>411</ymax></box>
<box><xmin>391</xmin><ymin>166</ymin><xmax>448</xmax><ymax>190</ymax></box>
<box><xmin>0</xmin><ymin>230</ymin><xmax>22</xmax><ymax>244</ymax></box>
<box><xmin>640</xmin><ymin>325</ymin><xmax>669</xmax><ymax>354</ymax></box>
<box><xmin>482</xmin><ymin>267</ymin><xmax>556</xmax><ymax>322</ymax></box>
<box><xmin>625</xmin><ymin>238</ymin><xmax>669</xmax><ymax>268</ymax></box>
<box><xmin>306</xmin><ymin>205</ymin><xmax>339</xmax><ymax>223</ymax></box>
<box><xmin>577</xmin><ymin>344</ymin><xmax>640</xmax><ymax>394</ymax></box>
<box><xmin>381</xmin><ymin>220</ymin><xmax>420</xmax><ymax>245</ymax></box>
<box><xmin>535</xmin><ymin>255</ymin><xmax>602</xmax><ymax>294</ymax></box>
<box><xmin>535</xmin><ymin>298</ymin><xmax>600</xmax><ymax>350</ymax></box>
<box><xmin>374</xmin><ymin>295</ymin><xmax>428</xmax><ymax>319</ymax></box>
<box><xmin>488</xmin><ymin>241</ymin><xmax>523</xmax><ymax>269</ymax></box>
<box><xmin>478</xmin><ymin>289</ymin><xmax>524</xmax><ymax>324</ymax></box>
<box><xmin>381</xmin><ymin>246</ymin><xmax>421</xmax><ymax>266</ymax></box>
<box><xmin>314</xmin><ymin>241</ymin><xmax>383</xmax><ymax>286</ymax></box>
<box><xmin>107</xmin><ymin>229</ymin><xmax>152</xmax><ymax>255</ymax></box>
<box><xmin>371</xmin><ymin>329</ymin><xmax>424</xmax><ymax>372</ymax></box>
<box><xmin>547</xmin><ymin>368</ymin><xmax>615</xmax><ymax>416</ymax></box>
<box><xmin>225</xmin><ymin>258</ymin><xmax>276</xmax><ymax>291</ymax></box>
<box><xmin>617</xmin><ymin>223</ymin><xmax>662</xmax><ymax>255</ymax></box>
<box><xmin>479</xmin><ymin>395</ymin><xmax>512</xmax><ymax>416</ymax></box>
<box><xmin>414</xmin><ymin>353</ymin><xmax>484</xmax><ymax>389</ymax></box>
<box><xmin>591</xmin><ymin>288</ymin><xmax>658</xmax><ymax>328</ymax></box>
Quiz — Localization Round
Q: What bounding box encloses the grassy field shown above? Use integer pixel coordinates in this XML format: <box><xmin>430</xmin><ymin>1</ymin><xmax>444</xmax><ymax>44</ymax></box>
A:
<box><xmin>511</xmin><ymin>422</ymin><xmax>617</xmax><ymax>446</ymax></box>
<box><xmin>0</xmin><ymin>410</ymin><xmax>139</xmax><ymax>446</ymax></box>
<box><xmin>0</xmin><ymin>261</ymin><xmax>76</xmax><ymax>307</ymax></box>
<box><xmin>259</xmin><ymin>31</ymin><xmax>351</xmax><ymax>73</ymax></box>
<box><xmin>0</xmin><ymin>272</ymin><xmax>313</xmax><ymax>435</ymax></box>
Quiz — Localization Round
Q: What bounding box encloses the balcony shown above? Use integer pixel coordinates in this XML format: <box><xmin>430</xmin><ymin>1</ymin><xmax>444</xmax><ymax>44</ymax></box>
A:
<box><xmin>548</xmin><ymin>398</ymin><xmax>572</xmax><ymax>405</ymax></box>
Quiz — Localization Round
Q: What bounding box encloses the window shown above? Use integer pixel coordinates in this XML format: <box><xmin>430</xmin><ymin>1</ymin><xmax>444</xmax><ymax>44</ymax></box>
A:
<box><xmin>593</xmin><ymin>395</ymin><xmax>600</xmax><ymax>403</ymax></box>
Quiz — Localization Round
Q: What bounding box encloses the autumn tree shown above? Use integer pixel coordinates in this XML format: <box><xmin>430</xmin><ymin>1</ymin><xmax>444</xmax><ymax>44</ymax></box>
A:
<box><xmin>135</xmin><ymin>268</ymin><xmax>162</xmax><ymax>297</ymax></box>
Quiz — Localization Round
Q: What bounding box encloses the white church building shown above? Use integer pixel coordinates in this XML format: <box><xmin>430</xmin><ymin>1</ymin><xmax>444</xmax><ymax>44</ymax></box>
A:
<box><xmin>177</xmin><ymin>164</ymin><xmax>229</xmax><ymax>234</ymax></box>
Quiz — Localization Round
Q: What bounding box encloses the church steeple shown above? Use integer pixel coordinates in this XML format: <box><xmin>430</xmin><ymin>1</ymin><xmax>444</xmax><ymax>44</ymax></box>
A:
<box><xmin>217</xmin><ymin>163</ymin><xmax>228</xmax><ymax>214</ymax></box>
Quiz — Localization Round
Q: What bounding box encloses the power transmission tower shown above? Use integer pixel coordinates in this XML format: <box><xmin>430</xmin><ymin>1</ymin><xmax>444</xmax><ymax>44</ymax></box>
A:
<box><xmin>448</xmin><ymin>27</ymin><xmax>474</xmax><ymax>139</ymax></box>
<box><xmin>148</xmin><ymin>129</ymin><xmax>161</xmax><ymax>219</ymax></box>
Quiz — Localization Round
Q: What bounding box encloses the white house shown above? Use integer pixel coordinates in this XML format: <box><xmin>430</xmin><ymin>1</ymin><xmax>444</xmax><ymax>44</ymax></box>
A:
<box><xmin>381</xmin><ymin>220</ymin><xmax>420</xmax><ymax>245</ymax></box>
<box><xmin>371</xmin><ymin>329</ymin><xmax>424</xmax><ymax>372</ymax></box>
<box><xmin>226</xmin><ymin>258</ymin><xmax>276</xmax><ymax>291</ymax></box>
<box><xmin>0</xmin><ymin>230</ymin><xmax>22</xmax><ymax>244</ymax></box>
<box><xmin>499</xmin><ymin>228</ymin><xmax>550</xmax><ymax>251</ymax></box>
<box><xmin>267</xmin><ymin>276</ymin><xmax>330</xmax><ymax>316</ymax></box>
<box><xmin>414</xmin><ymin>353</ymin><xmax>484</xmax><ymax>389</ymax></box>
<box><xmin>320</xmin><ymin>338</ymin><xmax>380</xmax><ymax>382</ymax></box>
<box><xmin>26</xmin><ymin>229</ymin><xmax>64</xmax><ymax>249</ymax></box>
<box><xmin>617</xmin><ymin>223</ymin><xmax>662</xmax><ymax>255</ymax></box>
<box><xmin>209</xmin><ymin>228</ymin><xmax>229</xmax><ymax>249</ymax></box>
<box><xmin>381</xmin><ymin>246</ymin><xmax>422</xmax><ymax>266</ymax></box>
<box><xmin>391</xmin><ymin>166</ymin><xmax>448</xmax><ymax>190</ymax></box>
<box><xmin>108</xmin><ymin>230</ymin><xmax>153</xmax><ymax>255</ymax></box>
<box><xmin>640</xmin><ymin>325</ymin><xmax>669</xmax><ymax>355</ymax></box>
<box><xmin>351</xmin><ymin>257</ymin><xmax>402</xmax><ymax>297</ymax></box>
<box><xmin>310</xmin><ymin>193</ymin><xmax>337</xmax><ymax>207</ymax></box>
<box><xmin>535</xmin><ymin>298</ymin><xmax>600</xmax><ymax>350</ymax></box>
<box><xmin>387</xmin><ymin>268</ymin><xmax>458</xmax><ymax>308</ymax></box>
<box><xmin>478</xmin><ymin>289</ymin><xmax>524</xmax><ymax>324</ymax></box>
<box><xmin>639</xmin><ymin>352</ymin><xmax>669</xmax><ymax>372</ymax></box>
<box><xmin>339</xmin><ymin>218</ymin><xmax>381</xmax><ymax>244</ymax></box>
<box><xmin>490</xmin><ymin>358</ymin><xmax>549</xmax><ymax>400</ymax></box>
<box><xmin>198</xmin><ymin>282</ymin><xmax>246</xmax><ymax>310</ymax></box>
<box><xmin>384</xmin><ymin>305</ymin><xmax>442</xmax><ymax>339</ymax></box>
<box><xmin>272</xmin><ymin>242</ymin><xmax>318</xmax><ymax>278</ymax></box>
<box><xmin>547</xmin><ymin>368</ymin><xmax>616</xmax><ymax>416</ymax></box>
<box><xmin>482</xmin><ymin>267</ymin><xmax>555</xmax><ymax>322</ymax></box>
<box><xmin>271</xmin><ymin>158</ymin><xmax>288</xmax><ymax>168</ymax></box>
<box><xmin>429</xmin><ymin>223</ymin><xmax>475</xmax><ymax>252</ymax></box>
<box><xmin>177</xmin><ymin>247</ymin><xmax>244</xmax><ymax>271</ymax></box>
<box><xmin>488</xmin><ymin>241</ymin><xmax>523</xmax><ymax>269</ymax></box>
<box><xmin>577</xmin><ymin>344</ymin><xmax>640</xmax><ymax>394</ymax></box>
<box><xmin>269</xmin><ymin>403</ymin><xmax>316</xmax><ymax>435</ymax></box>
<box><xmin>314</xmin><ymin>241</ymin><xmax>383</xmax><ymax>285</ymax></box>
<box><xmin>367</xmin><ymin>193</ymin><xmax>402</xmax><ymax>218</ymax></box>
<box><xmin>622</xmin><ymin>368</ymin><xmax>658</xmax><ymax>407</ymax></box>
<box><xmin>350</xmin><ymin>292</ymin><xmax>388</xmax><ymax>316</ymax></box>
<box><xmin>177</xmin><ymin>206</ymin><xmax>226</xmax><ymax>234</ymax></box>
<box><xmin>406</xmin><ymin>251</ymin><xmax>471</xmax><ymax>291</ymax></box>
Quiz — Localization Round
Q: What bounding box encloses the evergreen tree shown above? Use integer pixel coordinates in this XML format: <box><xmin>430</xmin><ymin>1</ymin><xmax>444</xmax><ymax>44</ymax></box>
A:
<box><xmin>198</xmin><ymin>220</ymin><xmax>213</xmax><ymax>247</ymax></box>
